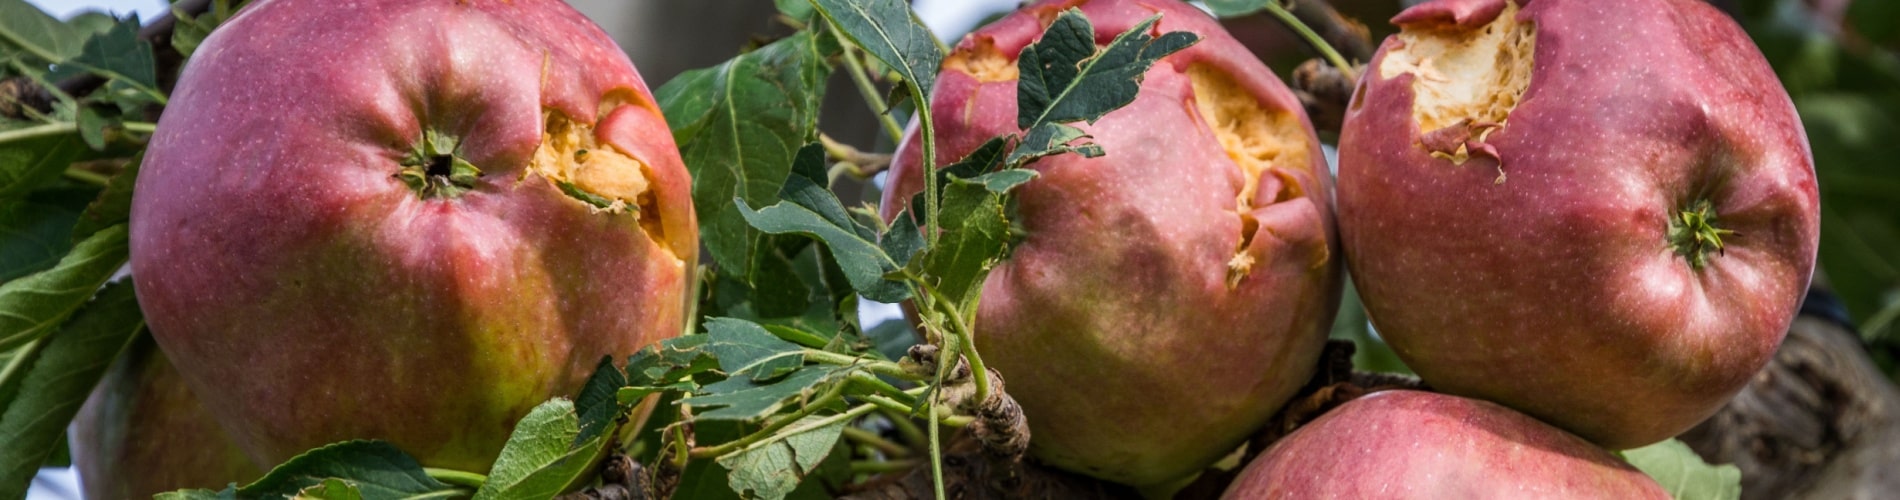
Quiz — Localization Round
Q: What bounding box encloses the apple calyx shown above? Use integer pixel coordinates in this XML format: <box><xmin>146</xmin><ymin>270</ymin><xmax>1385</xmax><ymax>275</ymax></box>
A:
<box><xmin>398</xmin><ymin>129</ymin><xmax>482</xmax><ymax>199</ymax></box>
<box><xmin>1668</xmin><ymin>199</ymin><xmax>1736</xmax><ymax>269</ymax></box>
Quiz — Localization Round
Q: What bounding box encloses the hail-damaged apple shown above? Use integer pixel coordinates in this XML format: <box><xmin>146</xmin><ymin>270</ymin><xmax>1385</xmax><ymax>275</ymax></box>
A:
<box><xmin>1221</xmin><ymin>391</ymin><xmax>1671</xmax><ymax>499</ymax></box>
<box><xmin>72</xmin><ymin>339</ymin><xmax>261</xmax><ymax>499</ymax></box>
<box><xmin>881</xmin><ymin>0</ymin><xmax>1338</xmax><ymax>487</ymax></box>
<box><xmin>129</xmin><ymin>0</ymin><xmax>696</xmax><ymax>471</ymax></box>
<box><xmin>1337</xmin><ymin>0</ymin><xmax>1819</xmax><ymax>449</ymax></box>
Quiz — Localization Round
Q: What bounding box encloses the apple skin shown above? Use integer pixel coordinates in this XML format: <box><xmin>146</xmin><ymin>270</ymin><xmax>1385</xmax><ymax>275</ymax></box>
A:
<box><xmin>1337</xmin><ymin>0</ymin><xmax>1819</xmax><ymax>449</ymax></box>
<box><xmin>130</xmin><ymin>0</ymin><xmax>696</xmax><ymax>471</ymax></box>
<box><xmin>881</xmin><ymin>0</ymin><xmax>1339</xmax><ymax>487</ymax></box>
<box><xmin>72</xmin><ymin>337</ymin><xmax>261</xmax><ymax>499</ymax></box>
<box><xmin>1220</xmin><ymin>390</ymin><xmax>1671</xmax><ymax>499</ymax></box>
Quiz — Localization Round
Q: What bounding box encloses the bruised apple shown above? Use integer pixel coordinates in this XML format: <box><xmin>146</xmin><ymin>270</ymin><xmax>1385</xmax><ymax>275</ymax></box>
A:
<box><xmin>1337</xmin><ymin>0</ymin><xmax>1819</xmax><ymax>449</ymax></box>
<box><xmin>1220</xmin><ymin>390</ymin><xmax>1670</xmax><ymax>499</ymax></box>
<box><xmin>72</xmin><ymin>337</ymin><xmax>260</xmax><ymax>499</ymax></box>
<box><xmin>130</xmin><ymin>0</ymin><xmax>695</xmax><ymax>471</ymax></box>
<box><xmin>881</xmin><ymin>0</ymin><xmax>1338</xmax><ymax>487</ymax></box>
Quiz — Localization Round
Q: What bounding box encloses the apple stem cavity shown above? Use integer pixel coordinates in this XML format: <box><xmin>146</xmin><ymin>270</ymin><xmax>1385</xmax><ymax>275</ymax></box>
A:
<box><xmin>398</xmin><ymin>129</ymin><xmax>483</xmax><ymax>199</ymax></box>
<box><xmin>1668</xmin><ymin>199</ymin><xmax>1737</xmax><ymax>269</ymax></box>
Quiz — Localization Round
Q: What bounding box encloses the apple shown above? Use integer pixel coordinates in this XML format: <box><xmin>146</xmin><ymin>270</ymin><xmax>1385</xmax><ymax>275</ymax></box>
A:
<box><xmin>72</xmin><ymin>338</ymin><xmax>260</xmax><ymax>499</ymax></box>
<box><xmin>1221</xmin><ymin>390</ymin><xmax>1670</xmax><ymax>499</ymax></box>
<box><xmin>881</xmin><ymin>0</ymin><xmax>1338</xmax><ymax>487</ymax></box>
<box><xmin>1336</xmin><ymin>0</ymin><xmax>1819</xmax><ymax>449</ymax></box>
<box><xmin>130</xmin><ymin>0</ymin><xmax>696</xmax><ymax>471</ymax></box>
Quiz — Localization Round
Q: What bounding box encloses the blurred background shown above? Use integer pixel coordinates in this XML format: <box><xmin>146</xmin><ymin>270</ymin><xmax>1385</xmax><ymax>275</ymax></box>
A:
<box><xmin>20</xmin><ymin>0</ymin><xmax>1900</xmax><ymax>498</ymax></box>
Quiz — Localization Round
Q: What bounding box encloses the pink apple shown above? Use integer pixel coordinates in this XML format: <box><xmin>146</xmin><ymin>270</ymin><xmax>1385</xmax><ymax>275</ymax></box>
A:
<box><xmin>1336</xmin><ymin>0</ymin><xmax>1819</xmax><ymax>449</ymax></box>
<box><xmin>130</xmin><ymin>0</ymin><xmax>696</xmax><ymax>471</ymax></box>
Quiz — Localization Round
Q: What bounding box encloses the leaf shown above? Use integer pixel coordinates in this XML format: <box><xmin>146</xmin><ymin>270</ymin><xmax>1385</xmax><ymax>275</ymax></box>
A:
<box><xmin>0</xmin><ymin>123</ymin><xmax>87</xmax><ymax>203</ymax></box>
<box><xmin>0</xmin><ymin>281</ymin><xmax>144</xmax><ymax>499</ymax></box>
<box><xmin>50</xmin><ymin>16</ymin><xmax>158</xmax><ymax>95</ymax></box>
<box><xmin>0</xmin><ymin>223</ymin><xmax>129</xmax><ymax>353</ymax></box>
<box><xmin>233</xmin><ymin>441</ymin><xmax>462</xmax><ymax>500</ymax></box>
<box><xmin>657</xmin><ymin>29</ymin><xmax>832</xmax><ymax>279</ymax></box>
<box><xmin>472</xmin><ymin>399</ymin><xmax>604</xmax><ymax>500</ymax></box>
<box><xmin>70</xmin><ymin>151</ymin><xmax>137</xmax><ymax>243</ymax></box>
<box><xmin>715</xmin><ymin>416</ymin><xmax>846</xmax><ymax>500</ymax></box>
<box><xmin>1621</xmin><ymin>439</ymin><xmax>1741</xmax><ymax>500</ymax></box>
<box><xmin>809</xmin><ymin>0</ymin><xmax>942</xmax><ymax>101</ymax></box>
<box><xmin>1008</xmin><ymin>122</ymin><xmax>1103</xmax><ymax>167</ymax></box>
<box><xmin>775</xmin><ymin>0</ymin><xmax>815</xmax><ymax>21</ymax></box>
<box><xmin>1015</xmin><ymin>10</ymin><xmax>1198</xmax><ymax>129</ymax></box>
<box><xmin>0</xmin><ymin>0</ymin><xmax>84</xmax><ymax>64</ymax></box>
<box><xmin>572</xmin><ymin>356</ymin><xmax>628</xmax><ymax>448</ymax></box>
<box><xmin>684</xmin><ymin>366</ymin><xmax>845</xmax><ymax>421</ymax></box>
<box><xmin>0</xmin><ymin>193</ymin><xmax>88</xmax><ymax>283</ymax></box>
<box><xmin>1202</xmin><ymin>0</ymin><xmax>1271</xmax><ymax>18</ymax></box>
<box><xmin>294</xmin><ymin>479</ymin><xmax>365</xmax><ymax>500</ymax></box>
<box><xmin>738</xmin><ymin>145</ymin><xmax>911</xmax><ymax>303</ymax></box>
<box><xmin>701</xmin><ymin>317</ymin><xmax>807</xmax><ymax>382</ymax></box>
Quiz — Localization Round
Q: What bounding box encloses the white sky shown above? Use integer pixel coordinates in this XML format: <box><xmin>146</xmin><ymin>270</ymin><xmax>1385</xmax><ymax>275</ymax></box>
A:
<box><xmin>28</xmin><ymin>0</ymin><xmax>163</xmax><ymax>19</ymax></box>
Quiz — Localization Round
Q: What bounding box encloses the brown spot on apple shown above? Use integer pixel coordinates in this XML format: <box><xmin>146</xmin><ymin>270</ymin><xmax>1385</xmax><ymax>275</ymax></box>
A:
<box><xmin>529</xmin><ymin>101</ymin><xmax>651</xmax><ymax>215</ymax></box>
<box><xmin>944</xmin><ymin>38</ymin><xmax>1020</xmax><ymax>82</ymax></box>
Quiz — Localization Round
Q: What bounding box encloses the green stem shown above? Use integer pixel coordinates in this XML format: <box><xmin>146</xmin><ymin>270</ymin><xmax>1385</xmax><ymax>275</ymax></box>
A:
<box><xmin>683</xmin><ymin>265</ymin><xmax>708</xmax><ymax>338</ymax></box>
<box><xmin>1263</xmin><ymin>2</ymin><xmax>1356</xmax><ymax>78</ymax></box>
<box><xmin>120</xmin><ymin>121</ymin><xmax>157</xmax><ymax>134</ymax></box>
<box><xmin>841</xmin><ymin>426</ymin><xmax>912</xmax><ymax>458</ymax></box>
<box><xmin>924</xmin><ymin>286</ymin><xmax>990</xmax><ymax>406</ymax></box>
<box><xmin>805</xmin><ymin>349</ymin><xmax>921</xmax><ymax>381</ymax></box>
<box><xmin>918</xmin><ymin>108</ymin><xmax>940</xmax><ymax>245</ymax></box>
<box><xmin>828</xmin><ymin>22</ymin><xmax>907</xmax><ymax>144</ymax></box>
<box><xmin>883</xmin><ymin>408</ymin><xmax>928</xmax><ymax>447</ymax></box>
<box><xmin>927</xmin><ymin>387</ymin><xmax>946</xmax><ymax>500</ymax></box>
<box><xmin>847</xmin><ymin>371</ymin><xmax>917</xmax><ymax>405</ymax></box>
<box><xmin>0</xmin><ymin>122</ymin><xmax>76</xmax><ymax>144</ymax></box>
<box><xmin>63</xmin><ymin>168</ymin><xmax>110</xmax><ymax>187</ymax></box>
<box><xmin>422</xmin><ymin>468</ymin><xmax>486</xmax><ymax>489</ymax></box>
<box><xmin>690</xmin><ymin>379</ymin><xmax>850</xmax><ymax>459</ymax></box>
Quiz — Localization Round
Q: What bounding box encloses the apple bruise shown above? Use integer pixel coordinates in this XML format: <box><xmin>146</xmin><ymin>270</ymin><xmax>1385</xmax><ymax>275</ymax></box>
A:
<box><xmin>1188</xmin><ymin>65</ymin><xmax>1311</xmax><ymax>288</ymax></box>
<box><xmin>1379</xmin><ymin>0</ymin><xmax>1534</xmax><ymax>183</ymax></box>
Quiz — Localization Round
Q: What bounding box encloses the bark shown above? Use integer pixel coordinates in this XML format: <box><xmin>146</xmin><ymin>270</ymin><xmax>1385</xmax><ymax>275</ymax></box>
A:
<box><xmin>1678</xmin><ymin>292</ymin><xmax>1900</xmax><ymax>500</ymax></box>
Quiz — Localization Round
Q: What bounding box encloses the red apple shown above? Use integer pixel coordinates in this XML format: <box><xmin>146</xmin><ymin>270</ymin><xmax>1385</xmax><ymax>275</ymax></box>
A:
<box><xmin>1337</xmin><ymin>0</ymin><xmax>1819</xmax><ymax>449</ymax></box>
<box><xmin>881</xmin><ymin>0</ymin><xmax>1338</xmax><ymax>486</ymax></box>
<box><xmin>1221</xmin><ymin>390</ymin><xmax>1670</xmax><ymax>499</ymax></box>
<box><xmin>72</xmin><ymin>337</ymin><xmax>260</xmax><ymax>499</ymax></box>
<box><xmin>130</xmin><ymin>0</ymin><xmax>696</xmax><ymax>471</ymax></box>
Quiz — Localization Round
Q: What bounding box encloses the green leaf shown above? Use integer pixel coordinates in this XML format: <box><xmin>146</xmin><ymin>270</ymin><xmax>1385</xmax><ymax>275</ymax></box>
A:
<box><xmin>0</xmin><ymin>195</ymin><xmax>86</xmax><ymax>283</ymax></box>
<box><xmin>0</xmin><ymin>123</ymin><xmax>87</xmax><ymax>203</ymax></box>
<box><xmin>51</xmin><ymin>16</ymin><xmax>158</xmax><ymax>95</ymax></box>
<box><xmin>809</xmin><ymin>0</ymin><xmax>942</xmax><ymax>101</ymax></box>
<box><xmin>1621</xmin><ymin>439</ymin><xmax>1741</xmax><ymax>500</ymax></box>
<box><xmin>0</xmin><ymin>0</ymin><xmax>84</xmax><ymax>64</ymax></box>
<box><xmin>739</xmin><ymin>145</ymin><xmax>910</xmax><ymax>303</ymax></box>
<box><xmin>1202</xmin><ymin>0</ymin><xmax>1271</xmax><ymax>18</ymax></box>
<box><xmin>684</xmin><ymin>366</ymin><xmax>846</xmax><ymax>421</ymax></box>
<box><xmin>919</xmin><ymin>173</ymin><xmax>1025</xmax><ymax>305</ymax></box>
<box><xmin>572</xmin><ymin>356</ymin><xmax>628</xmax><ymax>448</ymax></box>
<box><xmin>233</xmin><ymin>441</ymin><xmax>463</xmax><ymax>500</ymax></box>
<box><xmin>1015</xmin><ymin>10</ymin><xmax>1198</xmax><ymax>129</ymax></box>
<box><xmin>1008</xmin><ymin>122</ymin><xmax>1103</xmax><ymax>166</ymax></box>
<box><xmin>702</xmin><ymin>317</ymin><xmax>808</xmax><ymax>382</ymax></box>
<box><xmin>295</xmin><ymin>479</ymin><xmax>365</xmax><ymax>500</ymax></box>
<box><xmin>0</xmin><ymin>223</ymin><xmax>129</xmax><ymax>352</ymax></box>
<box><xmin>0</xmin><ymin>280</ymin><xmax>144</xmax><ymax>499</ymax></box>
<box><xmin>657</xmin><ymin>29</ymin><xmax>832</xmax><ymax>279</ymax></box>
<box><xmin>472</xmin><ymin>399</ymin><xmax>604</xmax><ymax>500</ymax></box>
<box><xmin>155</xmin><ymin>486</ymin><xmax>237</xmax><ymax>500</ymax></box>
<box><xmin>715</xmin><ymin>416</ymin><xmax>846</xmax><ymax>500</ymax></box>
<box><xmin>775</xmin><ymin>0</ymin><xmax>815</xmax><ymax>21</ymax></box>
<box><xmin>70</xmin><ymin>151</ymin><xmax>136</xmax><ymax>243</ymax></box>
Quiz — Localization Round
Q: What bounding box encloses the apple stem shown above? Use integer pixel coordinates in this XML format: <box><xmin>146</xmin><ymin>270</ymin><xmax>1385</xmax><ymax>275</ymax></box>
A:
<box><xmin>1667</xmin><ymin>199</ymin><xmax>1737</xmax><ymax>269</ymax></box>
<box><xmin>1262</xmin><ymin>1</ymin><xmax>1358</xmax><ymax>80</ymax></box>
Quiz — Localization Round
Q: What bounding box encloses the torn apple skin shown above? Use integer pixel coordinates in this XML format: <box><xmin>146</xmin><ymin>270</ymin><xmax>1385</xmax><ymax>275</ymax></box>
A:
<box><xmin>1337</xmin><ymin>0</ymin><xmax>1819</xmax><ymax>451</ymax></box>
<box><xmin>129</xmin><ymin>0</ymin><xmax>695</xmax><ymax>472</ymax></box>
<box><xmin>882</xmin><ymin>0</ymin><xmax>1339</xmax><ymax>488</ymax></box>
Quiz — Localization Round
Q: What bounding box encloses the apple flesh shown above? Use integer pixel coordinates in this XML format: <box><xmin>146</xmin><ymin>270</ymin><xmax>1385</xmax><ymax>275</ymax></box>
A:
<box><xmin>1221</xmin><ymin>390</ymin><xmax>1671</xmax><ymax>499</ymax></box>
<box><xmin>130</xmin><ymin>0</ymin><xmax>696</xmax><ymax>471</ymax></box>
<box><xmin>1337</xmin><ymin>0</ymin><xmax>1819</xmax><ymax>449</ymax></box>
<box><xmin>72</xmin><ymin>338</ymin><xmax>260</xmax><ymax>499</ymax></box>
<box><xmin>881</xmin><ymin>0</ymin><xmax>1338</xmax><ymax>487</ymax></box>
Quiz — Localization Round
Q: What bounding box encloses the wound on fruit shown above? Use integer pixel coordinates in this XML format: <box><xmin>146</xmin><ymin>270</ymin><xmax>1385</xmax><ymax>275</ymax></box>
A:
<box><xmin>528</xmin><ymin>96</ymin><xmax>652</xmax><ymax>216</ymax></box>
<box><xmin>1381</xmin><ymin>0</ymin><xmax>1533</xmax><ymax>180</ymax></box>
<box><xmin>1187</xmin><ymin>65</ymin><xmax>1311</xmax><ymax>287</ymax></box>
<box><xmin>398</xmin><ymin>129</ymin><xmax>483</xmax><ymax>199</ymax></box>
<box><xmin>1667</xmin><ymin>199</ymin><xmax>1736</xmax><ymax>269</ymax></box>
<box><xmin>945</xmin><ymin>38</ymin><xmax>1020</xmax><ymax>83</ymax></box>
